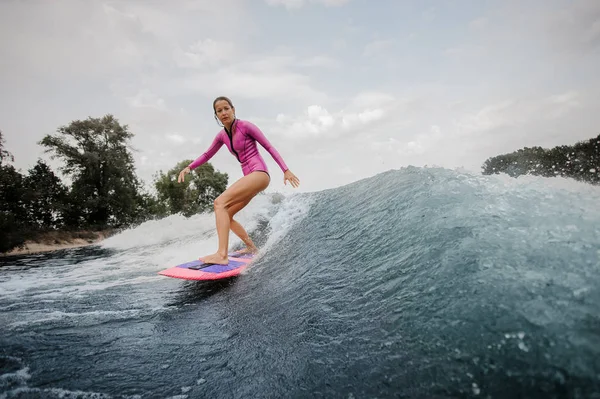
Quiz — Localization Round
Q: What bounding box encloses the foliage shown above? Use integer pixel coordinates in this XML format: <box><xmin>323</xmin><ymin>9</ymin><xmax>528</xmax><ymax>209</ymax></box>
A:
<box><xmin>154</xmin><ymin>160</ymin><xmax>228</xmax><ymax>217</ymax></box>
<box><xmin>0</xmin><ymin>117</ymin><xmax>230</xmax><ymax>253</ymax></box>
<box><xmin>38</xmin><ymin>114</ymin><xmax>144</xmax><ymax>228</ymax></box>
<box><xmin>23</xmin><ymin>160</ymin><xmax>68</xmax><ymax>229</ymax></box>
<box><xmin>0</xmin><ymin>164</ymin><xmax>29</xmax><ymax>252</ymax></box>
<box><xmin>482</xmin><ymin>134</ymin><xmax>600</xmax><ymax>185</ymax></box>
<box><xmin>0</xmin><ymin>130</ymin><xmax>14</xmax><ymax>165</ymax></box>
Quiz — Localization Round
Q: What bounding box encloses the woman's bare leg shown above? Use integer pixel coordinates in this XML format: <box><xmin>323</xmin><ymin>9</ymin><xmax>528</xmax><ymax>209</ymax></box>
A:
<box><xmin>199</xmin><ymin>172</ymin><xmax>269</xmax><ymax>264</ymax></box>
<box><xmin>227</xmin><ymin>198</ymin><xmax>258</xmax><ymax>254</ymax></box>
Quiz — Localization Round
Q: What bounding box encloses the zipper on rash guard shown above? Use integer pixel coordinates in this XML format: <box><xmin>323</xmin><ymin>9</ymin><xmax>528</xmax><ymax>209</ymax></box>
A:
<box><xmin>225</xmin><ymin>119</ymin><xmax>241</xmax><ymax>163</ymax></box>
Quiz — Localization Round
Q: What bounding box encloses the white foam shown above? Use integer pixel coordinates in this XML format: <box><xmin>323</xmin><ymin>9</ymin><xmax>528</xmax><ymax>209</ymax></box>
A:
<box><xmin>0</xmin><ymin>194</ymin><xmax>282</xmax><ymax>301</ymax></box>
<box><xmin>260</xmin><ymin>192</ymin><xmax>314</xmax><ymax>254</ymax></box>
<box><xmin>101</xmin><ymin>192</ymin><xmax>276</xmax><ymax>252</ymax></box>
<box><xmin>0</xmin><ymin>192</ymin><xmax>314</xmax><ymax>331</ymax></box>
<box><xmin>0</xmin><ymin>364</ymin><xmax>30</xmax><ymax>383</ymax></box>
<box><xmin>7</xmin><ymin>306</ymin><xmax>168</xmax><ymax>330</ymax></box>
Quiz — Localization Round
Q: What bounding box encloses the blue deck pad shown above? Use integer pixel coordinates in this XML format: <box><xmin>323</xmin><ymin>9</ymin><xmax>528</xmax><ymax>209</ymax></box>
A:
<box><xmin>176</xmin><ymin>260</ymin><xmax>204</xmax><ymax>269</ymax></box>
<box><xmin>176</xmin><ymin>259</ymin><xmax>247</xmax><ymax>273</ymax></box>
<box><xmin>201</xmin><ymin>262</ymin><xmax>245</xmax><ymax>273</ymax></box>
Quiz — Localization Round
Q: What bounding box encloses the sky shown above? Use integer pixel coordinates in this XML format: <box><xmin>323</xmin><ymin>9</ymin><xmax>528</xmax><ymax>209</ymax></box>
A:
<box><xmin>1</xmin><ymin>0</ymin><xmax>599</xmax><ymax>193</ymax></box>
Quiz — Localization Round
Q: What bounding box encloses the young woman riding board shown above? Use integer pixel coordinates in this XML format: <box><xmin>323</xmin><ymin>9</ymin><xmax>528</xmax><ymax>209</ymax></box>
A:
<box><xmin>178</xmin><ymin>96</ymin><xmax>300</xmax><ymax>265</ymax></box>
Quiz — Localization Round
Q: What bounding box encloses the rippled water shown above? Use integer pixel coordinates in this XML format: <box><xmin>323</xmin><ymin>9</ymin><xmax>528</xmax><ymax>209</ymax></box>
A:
<box><xmin>1</xmin><ymin>167</ymin><xmax>599</xmax><ymax>398</ymax></box>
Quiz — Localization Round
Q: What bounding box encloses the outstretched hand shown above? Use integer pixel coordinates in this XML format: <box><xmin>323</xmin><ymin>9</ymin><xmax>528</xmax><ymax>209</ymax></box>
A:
<box><xmin>284</xmin><ymin>170</ymin><xmax>300</xmax><ymax>188</ymax></box>
<box><xmin>178</xmin><ymin>166</ymin><xmax>190</xmax><ymax>183</ymax></box>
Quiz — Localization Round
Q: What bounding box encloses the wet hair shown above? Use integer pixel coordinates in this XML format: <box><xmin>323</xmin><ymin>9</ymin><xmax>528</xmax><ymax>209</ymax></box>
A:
<box><xmin>212</xmin><ymin>96</ymin><xmax>235</xmax><ymax>126</ymax></box>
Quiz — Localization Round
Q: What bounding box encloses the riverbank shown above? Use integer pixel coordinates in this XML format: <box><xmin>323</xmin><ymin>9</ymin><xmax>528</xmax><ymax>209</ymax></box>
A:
<box><xmin>1</xmin><ymin>229</ymin><xmax>117</xmax><ymax>257</ymax></box>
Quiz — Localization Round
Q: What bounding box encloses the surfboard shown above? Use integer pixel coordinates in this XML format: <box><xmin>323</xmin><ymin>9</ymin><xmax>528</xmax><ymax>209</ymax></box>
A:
<box><xmin>158</xmin><ymin>251</ymin><xmax>255</xmax><ymax>281</ymax></box>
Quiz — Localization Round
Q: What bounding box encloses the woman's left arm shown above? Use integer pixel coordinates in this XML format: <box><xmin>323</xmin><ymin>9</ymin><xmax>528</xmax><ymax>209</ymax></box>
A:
<box><xmin>246</xmin><ymin>122</ymin><xmax>300</xmax><ymax>187</ymax></box>
<box><xmin>246</xmin><ymin>122</ymin><xmax>288</xmax><ymax>171</ymax></box>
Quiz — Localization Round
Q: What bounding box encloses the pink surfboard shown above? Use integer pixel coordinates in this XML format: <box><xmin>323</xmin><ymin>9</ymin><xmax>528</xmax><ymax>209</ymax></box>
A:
<box><xmin>158</xmin><ymin>251</ymin><xmax>255</xmax><ymax>281</ymax></box>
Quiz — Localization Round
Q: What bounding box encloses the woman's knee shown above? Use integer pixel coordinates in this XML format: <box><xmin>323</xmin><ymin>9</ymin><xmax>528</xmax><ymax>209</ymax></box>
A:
<box><xmin>213</xmin><ymin>195</ymin><xmax>227</xmax><ymax>211</ymax></box>
<box><xmin>215</xmin><ymin>194</ymin><xmax>245</xmax><ymax>215</ymax></box>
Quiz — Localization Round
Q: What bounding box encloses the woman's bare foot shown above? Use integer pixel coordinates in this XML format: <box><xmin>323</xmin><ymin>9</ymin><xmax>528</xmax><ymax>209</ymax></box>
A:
<box><xmin>236</xmin><ymin>246</ymin><xmax>258</xmax><ymax>255</ymax></box>
<box><xmin>199</xmin><ymin>252</ymin><xmax>229</xmax><ymax>265</ymax></box>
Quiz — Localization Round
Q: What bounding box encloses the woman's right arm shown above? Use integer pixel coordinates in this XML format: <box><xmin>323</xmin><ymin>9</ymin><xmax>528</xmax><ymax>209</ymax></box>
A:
<box><xmin>178</xmin><ymin>133</ymin><xmax>223</xmax><ymax>183</ymax></box>
<box><xmin>188</xmin><ymin>133</ymin><xmax>224</xmax><ymax>170</ymax></box>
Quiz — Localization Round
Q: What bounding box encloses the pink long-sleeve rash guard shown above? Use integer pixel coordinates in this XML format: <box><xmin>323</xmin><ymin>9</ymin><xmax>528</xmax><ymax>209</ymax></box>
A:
<box><xmin>188</xmin><ymin>119</ymin><xmax>288</xmax><ymax>177</ymax></box>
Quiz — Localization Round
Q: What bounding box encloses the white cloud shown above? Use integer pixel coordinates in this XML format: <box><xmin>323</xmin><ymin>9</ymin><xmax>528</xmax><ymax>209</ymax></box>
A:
<box><xmin>182</xmin><ymin>68</ymin><xmax>325</xmax><ymax>102</ymax></box>
<box><xmin>443</xmin><ymin>44</ymin><xmax>485</xmax><ymax>58</ymax></box>
<box><xmin>175</xmin><ymin>54</ymin><xmax>329</xmax><ymax>102</ymax></box>
<box><xmin>453</xmin><ymin>91</ymin><xmax>583</xmax><ymax>137</ymax></box>
<box><xmin>332</xmin><ymin>38</ymin><xmax>347</xmax><ymax>50</ymax></box>
<box><xmin>541</xmin><ymin>0</ymin><xmax>600</xmax><ymax>55</ymax></box>
<box><xmin>1</xmin><ymin>0</ymin><xmax>600</xmax><ymax>194</ymax></box>
<box><xmin>0</xmin><ymin>2</ymin><xmax>148</xmax><ymax>79</ymax></box>
<box><xmin>398</xmin><ymin>125</ymin><xmax>444</xmax><ymax>156</ymax></box>
<box><xmin>265</xmin><ymin>0</ymin><xmax>349</xmax><ymax>9</ymax></box>
<box><xmin>455</xmin><ymin>100</ymin><xmax>517</xmax><ymax>134</ymax></box>
<box><xmin>127</xmin><ymin>89</ymin><xmax>167</xmax><ymax>110</ymax></box>
<box><xmin>268</xmin><ymin>92</ymin><xmax>393</xmax><ymax>140</ymax></box>
<box><xmin>266</xmin><ymin>0</ymin><xmax>304</xmax><ymax>8</ymax></box>
<box><xmin>351</xmin><ymin>92</ymin><xmax>395</xmax><ymax>108</ymax></box>
<box><xmin>547</xmin><ymin>91</ymin><xmax>580</xmax><ymax>106</ymax></box>
<box><xmin>273</xmin><ymin>106</ymin><xmax>336</xmax><ymax>138</ymax></box>
<box><xmin>297</xmin><ymin>55</ymin><xmax>340</xmax><ymax>68</ymax></box>
<box><xmin>544</xmin><ymin>91</ymin><xmax>581</xmax><ymax>119</ymax></box>
<box><xmin>165</xmin><ymin>134</ymin><xmax>186</xmax><ymax>144</ymax></box>
<box><xmin>174</xmin><ymin>39</ymin><xmax>236</xmax><ymax>69</ymax></box>
<box><xmin>319</xmin><ymin>0</ymin><xmax>350</xmax><ymax>6</ymax></box>
<box><xmin>340</xmin><ymin>108</ymin><xmax>384</xmax><ymax>128</ymax></box>
<box><xmin>469</xmin><ymin>17</ymin><xmax>488</xmax><ymax>30</ymax></box>
<box><xmin>363</xmin><ymin>39</ymin><xmax>394</xmax><ymax>57</ymax></box>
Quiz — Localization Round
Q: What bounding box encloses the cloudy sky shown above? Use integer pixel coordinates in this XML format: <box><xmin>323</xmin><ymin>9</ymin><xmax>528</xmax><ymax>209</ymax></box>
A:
<box><xmin>1</xmin><ymin>0</ymin><xmax>599</xmax><ymax>193</ymax></box>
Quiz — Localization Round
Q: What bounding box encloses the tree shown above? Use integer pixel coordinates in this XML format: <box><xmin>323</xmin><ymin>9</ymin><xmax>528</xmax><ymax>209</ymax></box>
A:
<box><xmin>39</xmin><ymin>115</ymin><xmax>144</xmax><ymax>228</ymax></box>
<box><xmin>482</xmin><ymin>134</ymin><xmax>600</xmax><ymax>185</ymax></box>
<box><xmin>154</xmin><ymin>160</ymin><xmax>228</xmax><ymax>217</ymax></box>
<box><xmin>137</xmin><ymin>190</ymin><xmax>167</xmax><ymax>220</ymax></box>
<box><xmin>23</xmin><ymin>160</ymin><xmax>67</xmax><ymax>229</ymax></box>
<box><xmin>0</xmin><ymin>132</ymin><xmax>28</xmax><ymax>251</ymax></box>
<box><xmin>0</xmin><ymin>130</ymin><xmax>14</xmax><ymax>165</ymax></box>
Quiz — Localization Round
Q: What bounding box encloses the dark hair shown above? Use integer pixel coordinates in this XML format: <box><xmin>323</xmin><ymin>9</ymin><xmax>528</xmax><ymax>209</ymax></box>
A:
<box><xmin>213</xmin><ymin>96</ymin><xmax>235</xmax><ymax>126</ymax></box>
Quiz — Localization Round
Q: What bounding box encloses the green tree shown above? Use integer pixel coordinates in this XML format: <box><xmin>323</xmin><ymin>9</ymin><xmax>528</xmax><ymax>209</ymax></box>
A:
<box><xmin>154</xmin><ymin>160</ymin><xmax>228</xmax><ymax>217</ymax></box>
<box><xmin>137</xmin><ymin>190</ymin><xmax>167</xmax><ymax>220</ymax></box>
<box><xmin>39</xmin><ymin>115</ymin><xmax>144</xmax><ymax>228</ymax></box>
<box><xmin>0</xmin><ymin>130</ymin><xmax>14</xmax><ymax>165</ymax></box>
<box><xmin>0</xmin><ymin>131</ymin><xmax>29</xmax><ymax>251</ymax></box>
<box><xmin>482</xmin><ymin>134</ymin><xmax>600</xmax><ymax>184</ymax></box>
<box><xmin>0</xmin><ymin>166</ymin><xmax>28</xmax><ymax>252</ymax></box>
<box><xmin>23</xmin><ymin>159</ymin><xmax>68</xmax><ymax>229</ymax></box>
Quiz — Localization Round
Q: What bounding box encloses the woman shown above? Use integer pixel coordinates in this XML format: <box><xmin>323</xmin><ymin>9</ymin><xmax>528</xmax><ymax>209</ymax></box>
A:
<box><xmin>178</xmin><ymin>96</ymin><xmax>300</xmax><ymax>265</ymax></box>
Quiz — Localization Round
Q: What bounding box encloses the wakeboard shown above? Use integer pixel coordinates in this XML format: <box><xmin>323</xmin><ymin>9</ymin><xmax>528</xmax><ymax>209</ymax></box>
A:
<box><xmin>158</xmin><ymin>251</ymin><xmax>255</xmax><ymax>281</ymax></box>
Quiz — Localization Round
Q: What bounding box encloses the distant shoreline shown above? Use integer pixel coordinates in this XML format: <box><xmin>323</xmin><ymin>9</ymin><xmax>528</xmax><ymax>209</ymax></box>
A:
<box><xmin>0</xmin><ymin>229</ymin><xmax>116</xmax><ymax>257</ymax></box>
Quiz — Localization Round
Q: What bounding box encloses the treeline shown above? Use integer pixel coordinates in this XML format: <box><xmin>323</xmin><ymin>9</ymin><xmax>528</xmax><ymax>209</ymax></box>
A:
<box><xmin>482</xmin><ymin>134</ymin><xmax>600</xmax><ymax>184</ymax></box>
<box><xmin>0</xmin><ymin>115</ymin><xmax>228</xmax><ymax>253</ymax></box>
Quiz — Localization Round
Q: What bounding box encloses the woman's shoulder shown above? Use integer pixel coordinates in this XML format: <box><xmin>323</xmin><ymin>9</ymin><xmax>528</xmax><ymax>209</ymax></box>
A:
<box><xmin>235</xmin><ymin>119</ymin><xmax>260</xmax><ymax>132</ymax></box>
<box><xmin>214</xmin><ymin>128</ymin><xmax>227</xmax><ymax>138</ymax></box>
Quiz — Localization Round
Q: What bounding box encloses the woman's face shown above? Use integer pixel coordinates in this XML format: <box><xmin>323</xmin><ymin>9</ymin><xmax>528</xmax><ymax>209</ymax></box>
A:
<box><xmin>214</xmin><ymin>100</ymin><xmax>235</xmax><ymax>125</ymax></box>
